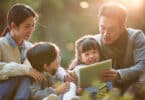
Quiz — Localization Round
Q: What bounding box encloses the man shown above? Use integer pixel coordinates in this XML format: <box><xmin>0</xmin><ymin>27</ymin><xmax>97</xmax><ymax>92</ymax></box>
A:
<box><xmin>95</xmin><ymin>2</ymin><xmax>145</xmax><ymax>99</ymax></box>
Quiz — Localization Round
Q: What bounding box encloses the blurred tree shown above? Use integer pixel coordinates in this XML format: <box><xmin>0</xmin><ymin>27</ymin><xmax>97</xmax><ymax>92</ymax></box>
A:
<box><xmin>0</xmin><ymin>0</ymin><xmax>41</xmax><ymax>34</ymax></box>
<box><xmin>0</xmin><ymin>0</ymin><xmax>9</xmax><ymax>34</ymax></box>
<box><xmin>38</xmin><ymin>0</ymin><xmax>100</xmax><ymax>68</ymax></box>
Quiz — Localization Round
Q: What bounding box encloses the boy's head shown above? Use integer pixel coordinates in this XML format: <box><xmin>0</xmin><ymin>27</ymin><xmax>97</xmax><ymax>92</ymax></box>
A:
<box><xmin>27</xmin><ymin>42</ymin><xmax>60</xmax><ymax>72</ymax></box>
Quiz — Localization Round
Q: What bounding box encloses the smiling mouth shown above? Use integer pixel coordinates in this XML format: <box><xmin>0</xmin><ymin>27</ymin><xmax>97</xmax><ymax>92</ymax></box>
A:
<box><xmin>104</xmin><ymin>37</ymin><xmax>111</xmax><ymax>41</ymax></box>
<box><xmin>88</xmin><ymin>59</ymin><xmax>98</xmax><ymax>64</ymax></box>
<box><xmin>25</xmin><ymin>35</ymin><xmax>30</xmax><ymax>37</ymax></box>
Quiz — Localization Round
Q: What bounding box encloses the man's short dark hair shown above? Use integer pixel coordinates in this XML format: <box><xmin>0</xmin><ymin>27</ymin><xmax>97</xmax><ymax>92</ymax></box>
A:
<box><xmin>27</xmin><ymin>42</ymin><xmax>59</xmax><ymax>72</ymax></box>
<box><xmin>98</xmin><ymin>2</ymin><xmax>127</xmax><ymax>24</ymax></box>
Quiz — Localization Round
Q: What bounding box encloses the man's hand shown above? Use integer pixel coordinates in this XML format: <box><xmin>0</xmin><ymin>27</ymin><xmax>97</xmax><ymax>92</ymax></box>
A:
<box><xmin>100</xmin><ymin>69</ymin><xmax>120</xmax><ymax>81</ymax></box>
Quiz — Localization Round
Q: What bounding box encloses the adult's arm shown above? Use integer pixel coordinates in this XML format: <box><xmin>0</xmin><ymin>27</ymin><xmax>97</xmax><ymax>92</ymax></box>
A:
<box><xmin>0</xmin><ymin>61</ymin><xmax>30</xmax><ymax>80</ymax></box>
<box><xmin>118</xmin><ymin>29</ymin><xmax>145</xmax><ymax>81</ymax></box>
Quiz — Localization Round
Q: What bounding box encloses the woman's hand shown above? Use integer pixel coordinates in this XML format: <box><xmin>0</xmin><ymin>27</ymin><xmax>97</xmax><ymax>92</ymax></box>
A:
<box><xmin>28</xmin><ymin>68</ymin><xmax>44</xmax><ymax>82</ymax></box>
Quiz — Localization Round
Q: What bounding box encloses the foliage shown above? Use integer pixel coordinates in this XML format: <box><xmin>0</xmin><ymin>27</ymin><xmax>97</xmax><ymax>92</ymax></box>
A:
<box><xmin>81</xmin><ymin>88</ymin><xmax>134</xmax><ymax>100</ymax></box>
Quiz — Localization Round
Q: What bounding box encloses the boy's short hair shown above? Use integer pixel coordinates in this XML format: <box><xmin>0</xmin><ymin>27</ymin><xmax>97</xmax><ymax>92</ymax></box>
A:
<box><xmin>98</xmin><ymin>2</ymin><xmax>127</xmax><ymax>24</ymax></box>
<box><xmin>27</xmin><ymin>42</ymin><xmax>59</xmax><ymax>72</ymax></box>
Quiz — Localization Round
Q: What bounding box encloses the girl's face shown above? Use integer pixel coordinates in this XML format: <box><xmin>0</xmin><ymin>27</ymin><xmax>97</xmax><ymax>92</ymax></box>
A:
<box><xmin>80</xmin><ymin>49</ymin><xmax>100</xmax><ymax>65</ymax></box>
<box><xmin>12</xmin><ymin>16</ymin><xmax>36</xmax><ymax>41</ymax></box>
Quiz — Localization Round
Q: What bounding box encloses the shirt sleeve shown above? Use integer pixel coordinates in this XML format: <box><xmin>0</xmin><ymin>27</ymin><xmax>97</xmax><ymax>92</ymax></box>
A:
<box><xmin>31</xmin><ymin>81</ymin><xmax>56</xmax><ymax>100</ymax></box>
<box><xmin>55</xmin><ymin>67</ymin><xmax>67</xmax><ymax>81</ymax></box>
<box><xmin>0</xmin><ymin>41</ymin><xmax>31</xmax><ymax>80</ymax></box>
<box><xmin>118</xmin><ymin>29</ymin><xmax>145</xmax><ymax>81</ymax></box>
<box><xmin>0</xmin><ymin>62</ymin><xmax>30</xmax><ymax>80</ymax></box>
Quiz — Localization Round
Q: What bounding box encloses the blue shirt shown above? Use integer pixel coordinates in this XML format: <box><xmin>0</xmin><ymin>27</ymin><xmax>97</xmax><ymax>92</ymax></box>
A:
<box><xmin>5</xmin><ymin>33</ymin><xmax>31</xmax><ymax>63</ymax></box>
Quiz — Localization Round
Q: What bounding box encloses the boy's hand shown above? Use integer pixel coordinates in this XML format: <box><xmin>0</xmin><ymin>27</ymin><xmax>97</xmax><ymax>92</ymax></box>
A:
<box><xmin>55</xmin><ymin>82</ymin><xmax>70</xmax><ymax>94</ymax></box>
<box><xmin>64</xmin><ymin>71</ymin><xmax>77</xmax><ymax>83</ymax></box>
<box><xmin>100</xmin><ymin>69</ymin><xmax>120</xmax><ymax>81</ymax></box>
<box><xmin>29</xmin><ymin>68</ymin><xmax>44</xmax><ymax>82</ymax></box>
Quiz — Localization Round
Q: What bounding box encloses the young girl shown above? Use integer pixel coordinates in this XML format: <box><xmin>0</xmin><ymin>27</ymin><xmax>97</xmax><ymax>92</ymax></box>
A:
<box><xmin>69</xmin><ymin>35</ymin><xmax>101</xmax><ymax>69</ymax></box>
<box><xmin>69</xmin><ymin>35</ymin><xmax>112</xmax><ymax>100</ymax></box>
<box><xmin>27</xmin><ymin>42</ymin><xmax>79</xmax><ymax>100</ymax></box>
<box><xmin>0</xmin><ymin>3</ymin><xmax>42</xmax><ymax>100</ymax></box>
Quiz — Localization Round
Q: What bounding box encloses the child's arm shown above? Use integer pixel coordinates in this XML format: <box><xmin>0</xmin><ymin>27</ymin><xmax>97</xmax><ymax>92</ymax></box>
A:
<box><xmin>56</xmin><ymin>67</ymin><xmax>67</xmax><ymax>81</ymax></box>
<box><xmin>54</xmin><ymin>82</ymin><xmax>70</xmax><ymax>94</ymax></box>
<box><xmin>31</xmin><ymin>81</ymin><xmax>57</xmax><ymax>100</ymax></box>
<box><xmin>31</xmin><ymin>81</ymin><xmax>70</xmax><ymax>100</ymax></box>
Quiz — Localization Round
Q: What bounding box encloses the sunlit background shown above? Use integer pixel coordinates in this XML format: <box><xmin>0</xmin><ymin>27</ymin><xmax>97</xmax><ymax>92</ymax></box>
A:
<box><xmin>0</xmin><ymin>0</ymin><xmax>145</xmax><ymax>68</ymax></box>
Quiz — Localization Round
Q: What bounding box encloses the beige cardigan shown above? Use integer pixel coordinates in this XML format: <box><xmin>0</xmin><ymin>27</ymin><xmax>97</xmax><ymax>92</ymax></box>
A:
<box><xmin>0</xmin><ymin>37</ymin><xmax>31</xmax><ymax>80</ymax></box>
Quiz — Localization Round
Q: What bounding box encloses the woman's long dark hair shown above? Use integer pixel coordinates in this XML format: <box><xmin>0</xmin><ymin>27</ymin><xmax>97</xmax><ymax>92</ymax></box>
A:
<box><xmin>1</xmin><ymin>3</ymin><xmax>38</xmax><ymax>36</ymax></box>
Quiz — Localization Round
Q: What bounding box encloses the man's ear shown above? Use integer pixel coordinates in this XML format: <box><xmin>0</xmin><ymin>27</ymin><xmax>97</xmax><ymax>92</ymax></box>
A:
<box><xmin>120</xmin><ymin>23</ymin><xmax>126</xmax><ymax>33</ymax></box>
<box><xmin>122</xmin><ymin>20</ymin><xmax>127</xmax><ymax>29</ymax></box>
<box><xmin>123</xmin><ymin>23</ymin><xmax>127</xmax><ymax>29</ymax></box>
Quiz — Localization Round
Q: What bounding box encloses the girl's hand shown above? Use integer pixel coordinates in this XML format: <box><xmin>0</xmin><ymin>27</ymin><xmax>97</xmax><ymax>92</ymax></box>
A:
<box><xmin>55</xmin><ymin>82</ymin><xmax>70</xmax><ymax>94</ymax></box>
<box><xmin>77</xmin><ymin>87</ymin><xmax>83</xmax><ymax>95</ymax></box>
<box><xmin>28</xmin><ymin>68</ymin><xmax>44</xmax><ymax>82</ymax></box>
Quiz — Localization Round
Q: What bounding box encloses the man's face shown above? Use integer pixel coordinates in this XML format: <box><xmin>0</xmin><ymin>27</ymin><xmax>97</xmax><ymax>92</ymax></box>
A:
<box><xmin>99</xmin><ymin>16</ymin><xmax>124</xmax><ymax>45</ymax></box>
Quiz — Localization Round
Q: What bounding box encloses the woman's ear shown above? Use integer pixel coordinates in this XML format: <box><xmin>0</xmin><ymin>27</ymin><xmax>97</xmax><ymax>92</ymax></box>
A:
<box><xmin>43</xmin><ymin>64</ymin><xmax>48</xmax><ymax>70</ymax></box>
<box><xmin>11</xmin><ymin>22</ymin><xmax>17</xmax><ymax>29</ymax></box>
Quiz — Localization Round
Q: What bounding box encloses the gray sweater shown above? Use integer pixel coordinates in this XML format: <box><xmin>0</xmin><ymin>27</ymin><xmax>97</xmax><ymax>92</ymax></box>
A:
<box><xmin>95</xmin><ymin>28</ymin><xmax>145</xmax><ymax>92</ymax></box>
<box><xmin>31</xmin><ymin>67</ymin><xmax>66</xmax><ymax>100</ymax></box>
<box><xmin>0</xmin><ymin>36</ymin><xmax>32</xmax><ymax>80</ymax></box>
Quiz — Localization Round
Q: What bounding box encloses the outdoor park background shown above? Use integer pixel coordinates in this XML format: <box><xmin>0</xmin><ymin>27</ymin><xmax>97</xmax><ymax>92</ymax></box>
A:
<box><xmin>0</xmin><ymin>0</ymin><xmax>145</xmax><ymax>68</ymax></box>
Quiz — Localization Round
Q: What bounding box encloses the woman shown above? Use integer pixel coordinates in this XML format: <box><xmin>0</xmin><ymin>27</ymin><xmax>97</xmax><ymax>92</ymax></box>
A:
<box><xmin>0</xmin><ymin>3</ymin><xmax>42</xmax><ymax>100</ymax></box>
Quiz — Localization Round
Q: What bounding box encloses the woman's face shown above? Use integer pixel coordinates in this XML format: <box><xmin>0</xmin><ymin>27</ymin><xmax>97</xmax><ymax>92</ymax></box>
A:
<box><xmin>80</xmin><ymin>49</ymin><xmax>100</xmax><ymax>65</ymax></box>
<box><xmin>12</xmin><ymin>16</ymin><xmax>36</xmax><ymax>41</ymax></box>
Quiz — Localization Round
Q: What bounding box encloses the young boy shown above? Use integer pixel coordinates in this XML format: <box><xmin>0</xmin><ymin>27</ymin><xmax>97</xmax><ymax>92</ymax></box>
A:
<box><xmin>27</xmin><ymin>42</ymin><xmax>79</xmax><ymax>100</ymax></box>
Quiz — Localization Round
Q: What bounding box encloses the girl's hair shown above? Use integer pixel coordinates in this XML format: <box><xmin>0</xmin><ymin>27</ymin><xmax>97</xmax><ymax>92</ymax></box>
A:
<box><xmin>27</xmin><ymin>42</ymin><xmax>60</xmax><ymax>72</ymax></box>
<box><xmin>69</xmin><ymin>35</ymin><xmax>101</xmax><ymax>70</ymax></box>
<box><xmin>1</xmin><ymin>3</ymin><xmax>38</xmax><ymax>36</ymax></box>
